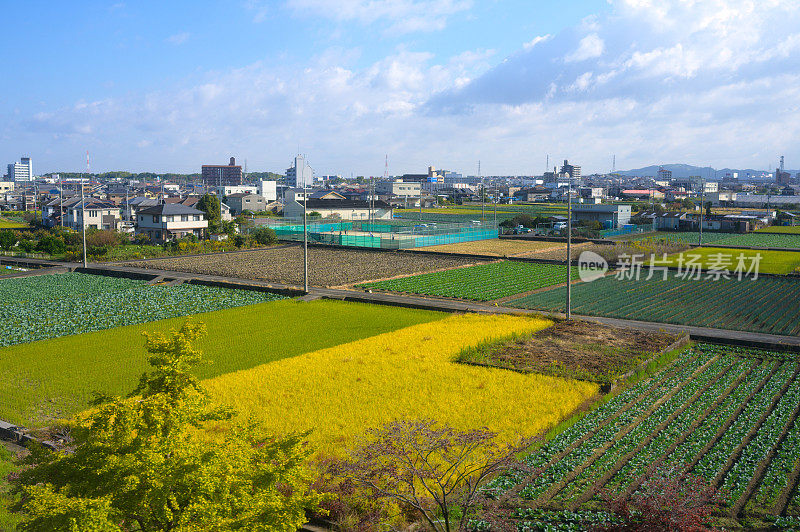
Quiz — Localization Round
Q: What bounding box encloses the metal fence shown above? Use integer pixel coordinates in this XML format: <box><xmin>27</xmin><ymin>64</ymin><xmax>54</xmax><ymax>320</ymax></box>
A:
<box><xmin>256</xmin><ymin>219</ymin><xmax>499</xmax><ymax>249</ymax></box>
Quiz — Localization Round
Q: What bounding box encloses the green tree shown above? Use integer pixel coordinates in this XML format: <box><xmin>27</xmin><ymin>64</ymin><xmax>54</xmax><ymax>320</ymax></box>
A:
<box><xmin>35</xmin><ymin>235</ymin><xmax>66</xmax><ymax>256</ymax></box>
<box><xmin>251</xmin><ymin>227</ymin><xmax>277</xmax><ymax>246</ymax></box>
<box><xmin>15</xmin><ymin>322</ymin><xmax>321</xmax><ymax>531</ymax></box>
<box><xmin>197</xmin><ymin>194</ymin><xmax>221</xmax><ymax>233</ymax></box>
<box><xmin>0</xmin><ymin>230</ymin><xmax>17</xmax><ymax>251</ymax></box>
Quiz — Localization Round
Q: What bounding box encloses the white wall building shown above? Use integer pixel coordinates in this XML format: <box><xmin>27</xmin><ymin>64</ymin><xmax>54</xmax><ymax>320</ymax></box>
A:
<box><xmin>258</xmin><ymin>179</ymin><xmax>277</xmax><ymax>201</ymax></box>
<box><xmin>7</xmin><ymin>157</ymin><xmax>32</xmax><ymax>182</ymax></box>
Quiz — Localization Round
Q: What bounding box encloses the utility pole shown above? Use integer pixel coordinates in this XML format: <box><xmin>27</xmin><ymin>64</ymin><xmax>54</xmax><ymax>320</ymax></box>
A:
<box><xmin>81</xmin><ymin>151</ymin><xmax>89</xmax><ymax>268</ymax></box>
<box><xmin>59</xmin><ymin>174</ymin><xmax>64</xmax><ymax>227</ymax></box>
<box><xmin>493</xmin><ymin>176</ymin><xmax>497</xmax><ymax>225</ymax></box>
<box><xmin>479</xmin><ymin>160</ymin><xmax>484</xmax><ymax>222</ymax></box>
<box><xmin>698</xmin><ymin>175</ymin><xmax>705</xmax><ymax>246</ymax></box>
<box><xmin>303</xmin><ymin>178</ymin><xmax>308</xmax><ymax>294</ymax></box>
<box><xmin>566</xmin><ymin>171</ymin><xmax>572</xmax><ymax>320</ymax></box>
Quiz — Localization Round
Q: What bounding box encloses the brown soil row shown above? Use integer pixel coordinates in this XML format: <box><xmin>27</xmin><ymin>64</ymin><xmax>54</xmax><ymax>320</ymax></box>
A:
<box><xmin>620</xmin><ymin>360</ymin><xmax>759</xmax><ymax>500</ymax></box>
<box><xmin>710</xmin><ymin>364</ymin><xmax>800</xmax><ymax>490</ymax></box>
<box><xmin>570</xmin><ymin>359</ymin><xmax>738</xmax><ymax>509</ymax></box>
<box><xmin>531</xmin><ymin>354</ymin><xmax>720</xmax><ymax>509</ymax></box>
<box><xmin>682</xmin><ymin>361</ymin><xmax>781</xmax><ymax>475</ymax></box>
<box><xmin>733</xmin><ymin>377</ymin><xmax>800</xmax><ymax>517</ymax></box>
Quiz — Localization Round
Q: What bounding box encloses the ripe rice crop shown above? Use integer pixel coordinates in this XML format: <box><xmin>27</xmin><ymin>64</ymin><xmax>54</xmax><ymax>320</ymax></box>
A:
<box><xmin>124</xmin><ymin>245</ymin><xmax>483</xmax><ymax>287</ymax></box>
<box><xmin>0</xmin><ymin>272</ymin><xmax>284</xmax><ymax>347</ymax></box>
<box><xmin>202</xmin><ymin>314</ymin><xmax>599</xmax><ymax>455</ymax></box>
<box><xmin>359</xmin><ymin>261</ymin><xmax>576</xmax><ymax>301</ymax></box>
<box><xmin>489</xmin><ymin>344</ymin><xmax>800</xmax><ymax>526</ymax></box>
<box><xmin>508</xmin><ymin>275</ymin><xmax>800</xmax><ymax>336</ymax></box>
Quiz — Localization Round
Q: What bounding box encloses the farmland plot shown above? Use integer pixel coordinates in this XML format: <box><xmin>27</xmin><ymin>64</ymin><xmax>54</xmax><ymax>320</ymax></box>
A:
<box><xmin>507</xmin><ymin>275</ymin><xmax>800</xmax><ymax>336</ymax></box>
<box><xmin>714</xmin><ymin>232</ymin><xmax>800</xmax><ymax>249</ymax></box>
<box><xmin>359</xmin><ymin>261</ymin><xmax>575</xmax><ymax>301</ymax></box>
<box><xmin>124</xmin><ymin>245</ymin><xmax>483</xmax><ymax>286</ymax></box>
<box><xmin>0</xmin><ymin>272</ymin><xmax>284</xmax><ymax>347</ymax></box>
<box><xmin>487</xmin><ymin>344</ymin><xmax>800</xmax><ymax>528</ymax></box>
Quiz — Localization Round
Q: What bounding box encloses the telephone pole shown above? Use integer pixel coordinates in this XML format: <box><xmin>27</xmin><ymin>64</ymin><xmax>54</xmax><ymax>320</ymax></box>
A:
<box><xmin>566</xmin><ymin>172</ymin><xmax>572</xmax><ymax>320</ymax></box>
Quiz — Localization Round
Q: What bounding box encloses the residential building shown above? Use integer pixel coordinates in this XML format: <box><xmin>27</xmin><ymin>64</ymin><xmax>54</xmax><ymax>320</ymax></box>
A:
<box><xmin>7</xmin><ymin>157</ymin><xmax>32</xmax><ymax>182</ymax></box>
<box><xmin>218</xmin><ymin>185</ymin><xmax>258</xmax><ymax>196</ymax></box>
<box><xmin>375</xmin><ymin>180</ymin><xmax>421</xmax><ymax>206</ymax></box>
<box><xmin>136</xmin><ymin>204</ymin><xmax>208</xmax><ymax>243</ymax></box>
<box><xmin>226</xmin><ymin>193</ymin><xmax>268</xmax><ymax>215</ymax></box>
<box><xmin>283</xmin><ymin>198</ymin><xmax>392</xmax><ymax>220</ymax></box>
<box><xmin>571</xmin><ymin>204</ymin><xmax>632</xmax><ymax>228</ymax></box>
<box><xmin>0</xmin><ymin>182</ymin><xmax>13</xmax><ymax>194</ymax></box>
<box><xmin>202</xmin><ymin>157</ymin><xmax>243</xmax><ymax>187</ymax></box>
<box><xmin>65</xmin><ymin>200</ymin><xmax>122</xmax><ymax>231</ymax></box>
<box><xmin>560</xmin><ymin>159</ymin><xmax>581</xmax><ymax>181</ymax></box>
<box><xmin>657</xmin><ymin>167</ymin><xmax>672</xmax><ymax>181</ymax></box>
<box><xmin>286</xmin><ymin>155</ymin><xmax>314</xmax><ymax>188</ymax></box>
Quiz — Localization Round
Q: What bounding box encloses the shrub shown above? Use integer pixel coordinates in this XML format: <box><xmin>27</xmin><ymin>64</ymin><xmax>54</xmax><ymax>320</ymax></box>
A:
<box><xmin>252</xmin><ymin>227</ymin><xmax>277</xmax><ymax>246</ymax></box>
<box><xmin>35</xmin><ymin>235</ymin><xmax>66</xmax><ymax>256</ymax></box>
<box><xmin>0</xmin><ymin>230</ymin><xmax>17</xmax><ymax>251</ymax></box>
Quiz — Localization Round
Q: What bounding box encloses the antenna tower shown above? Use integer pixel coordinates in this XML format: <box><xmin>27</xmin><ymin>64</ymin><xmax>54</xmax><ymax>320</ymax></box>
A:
<box><xmin>384</xmin><ymin>154</ymin><xmax>389</xmax><ymax>179</ymax></box>
<box><xmin>612</xmin><ymin>154</ymin><xmax>616</xmax><ymax>173</ymax></box>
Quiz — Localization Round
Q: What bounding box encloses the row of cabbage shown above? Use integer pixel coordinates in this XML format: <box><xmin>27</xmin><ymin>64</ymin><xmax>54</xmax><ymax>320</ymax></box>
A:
<box><xmin>0</xmin><ymin>272</ymin><xmax>284</xmax><ymax>347</ymax></box>
<box><xmin>486</xmin><ymin>344</ymin><xmax>800</xmax><ymax>527</ymax></box>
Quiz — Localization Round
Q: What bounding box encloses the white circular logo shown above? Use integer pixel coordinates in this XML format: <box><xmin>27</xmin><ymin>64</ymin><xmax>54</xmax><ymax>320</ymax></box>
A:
<box><xmin>578</xmin><ymin>251</ymin><xmax>609</xmax><ymax>282</ymax></box>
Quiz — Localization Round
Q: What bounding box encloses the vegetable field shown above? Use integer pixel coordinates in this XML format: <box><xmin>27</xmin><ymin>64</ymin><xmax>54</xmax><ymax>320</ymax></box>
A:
<box><xmin>489</xmin><ymin>344</ymin><xmax>800</xmax><ymax>527</ymax></box>
<box><xmin>664</xmin><ymin>247</ymin><xmax>800</xmax><ymax>275</ymax></box>
<box><xmin>713</xmin><ymin>232</ymin><xmax>800</xmax><ymax>250</ymax></box>
<box><xmin>359</xmin><ymin>261</ymin><xmax>576</xmax><ymax>301</ymax></box>
<box><xmin>0</xmin><ymin>272</ymin><xmax>284</xmax><ymax>347</ymax></box>
<box><xmin>758</xmin><ymin>226</ymin><xmax>800</xmax><ymax>235</ymax></box>
<box><xmin>507</xmin><ymin>275</ymin><xmax>800</xmax><ymax>336</ymax></box>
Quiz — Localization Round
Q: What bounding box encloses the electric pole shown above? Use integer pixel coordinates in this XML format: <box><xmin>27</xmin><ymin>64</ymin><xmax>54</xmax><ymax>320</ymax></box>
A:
<box><xmin>566</xmin><ymin>171</ymin><xmax>572</xmax><ymax>320</ymax></box>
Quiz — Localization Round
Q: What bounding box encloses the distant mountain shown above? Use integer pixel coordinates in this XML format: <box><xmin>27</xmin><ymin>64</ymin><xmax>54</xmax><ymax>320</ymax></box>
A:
<box><xmin>614</xmin><ymin>164</ymin><xmax>792</xmax><ymax>179</ymax></box>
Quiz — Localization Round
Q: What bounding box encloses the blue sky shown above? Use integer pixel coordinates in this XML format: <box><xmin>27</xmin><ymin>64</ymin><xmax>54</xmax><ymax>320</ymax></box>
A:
<box><xmin>2</xmin><ymin>1</ymin><xmax>798</xmax><ymax>176</ymax></box>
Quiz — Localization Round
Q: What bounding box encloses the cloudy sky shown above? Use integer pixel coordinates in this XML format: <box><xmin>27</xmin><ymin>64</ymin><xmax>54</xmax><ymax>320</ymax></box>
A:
<box><xmin>2</xmin><ymin>0</ymin><xmax>798</xmax><ymax>176</ymax></box>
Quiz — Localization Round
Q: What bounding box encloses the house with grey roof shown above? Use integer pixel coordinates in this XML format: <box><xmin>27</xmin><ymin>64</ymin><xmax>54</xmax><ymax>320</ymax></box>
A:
<box><xmin>136</xmin><ymin>203</ymin><xmax>208</xmax><ymax>243</ymax></box>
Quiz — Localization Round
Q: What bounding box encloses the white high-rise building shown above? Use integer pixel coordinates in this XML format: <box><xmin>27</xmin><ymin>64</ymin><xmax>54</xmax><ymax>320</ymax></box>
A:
<box><xmin>285</xmin><ymin>155</ymin><xmax>314</xmax><ymax>188</ymax></box>
<box><xmin>7</xmin><ymin>157</ymin><xmax>32</xmax><ymax>182</ymax></box>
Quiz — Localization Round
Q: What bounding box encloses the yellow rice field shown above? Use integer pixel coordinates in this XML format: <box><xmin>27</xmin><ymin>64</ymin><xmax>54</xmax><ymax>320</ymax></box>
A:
<box><xmin>203</xmin><ymin>314</ymin><xmax>599</xmax><ymax>455</ymax></box>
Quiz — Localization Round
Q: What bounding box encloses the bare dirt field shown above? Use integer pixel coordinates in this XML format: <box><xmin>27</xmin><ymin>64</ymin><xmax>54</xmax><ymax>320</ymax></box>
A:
<box><xmin>456</xmin><ymin>319</ymin><xmax>681</xmax><ymax>384</ymax></box>
<box><xmin>122</xmin><ymin>245</ymin><xmax>486</xmax><ymax>287</ymax></box>
<box><xmin>418</xmin><ymin>239</ymin><xmax>566</xmax><ymax>257</ymax></box>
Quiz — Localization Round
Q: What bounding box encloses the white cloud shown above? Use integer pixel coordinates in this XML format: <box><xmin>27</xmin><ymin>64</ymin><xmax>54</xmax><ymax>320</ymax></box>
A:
<box><xmin>166</xmin><ymin>32</ymin><xmax>190</xmax><ymax>45</ymax></box>
<box><xmin>523</xmin><ymin>34</ymin><xmax>551</xmax><ymax>50</ymax></box>
<box><xmin>564</xmin><ymin>33</ymin><xmax>604</xmax><ymax>62</ymax></box>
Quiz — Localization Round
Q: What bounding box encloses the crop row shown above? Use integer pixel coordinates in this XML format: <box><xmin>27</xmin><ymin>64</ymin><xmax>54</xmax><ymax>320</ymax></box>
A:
<box><xmin>0</xmin><ymin>272</ymin><xmax>284</xmax><ymax>347</ymax></box>
<box><xmin>497</xmin><ymin>344</ymin><xmax>800</xmax><ymax>526</ymax></box>
<box><xmin>518</xmin><ymin>352</ymin><xmax>709</xmax><ymax>502</ymax></box>
<box><xmin>551</xmin><ymin>355</ymin><xmax>732</xmax><ymax>505</ymax></box>
<box><xmin>714</xmin><ymin>232</ymin><xmax>800</xmax><ymax>249</ymax></box>
<box><xmin>508</xmin><ymin>275</ymin><xmax>800</xmax><ymax>336</ymax></box>
<box><xmin>488</xmin><ymin>351</ymin><xmax>696</xmax><ymax>495</ymax></box>
<box><xmin>692</xmin><ymin>363</ymin><xmax>795</xmax><ymax>483</ymax></box>
<box><xmin>720</xmin><ymin>370</ymin><xmax>800</xmax><ymax>510</ymax></box>
<box><xmin>598</xmin><ymin>357</ymin><xmax>753</xmax><ymax>498</ymax></box>
<box><xmin>360</xmin><ymin>261</ymin><xmax>576</xmax><ymax>301</ymax></box>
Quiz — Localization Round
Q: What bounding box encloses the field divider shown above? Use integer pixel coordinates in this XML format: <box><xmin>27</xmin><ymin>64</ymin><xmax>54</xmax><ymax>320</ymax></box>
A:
<box><xmin>532</xmin><ymin>354</ymin><xmax>720</xmax><ymax>509</ymax></box>
<box><xmin>732</xmin><ymin>379</ymin><xmax>800</xmax><ymax>518</ymax></box>
<box><xmin>569</xmin><ymin>359</ymin><xmax>737</xmax><ymax>509</ymax></box>
<box><xmin>620</xmin><ymin>359</ymin><xmax>758</xmax><ymax>500</ymax></box>
<box><xmin>683</xmin><ymin>361</ymin><xmax>781</xmax><ymax>475</ymax></box>
<box><xmin>708</xmin><ymin>364</ymin><xmax>800</xmax><ymax>490</ymax></box>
